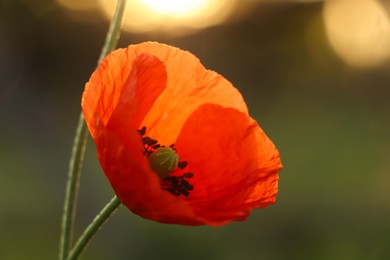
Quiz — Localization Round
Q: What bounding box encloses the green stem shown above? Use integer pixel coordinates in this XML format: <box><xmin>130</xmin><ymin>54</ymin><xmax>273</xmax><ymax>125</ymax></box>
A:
<box><xmin>59</xmin><ymin>1</ymin><xmax>127</xmax><ymax>259</ymax></box>
<box><xmin>59</xmin><ymin>114</ymin><xmax>88</xmax><ymax>260</ymax></box>
<box><xmin>98</xmin><ymin>0</ymin><xmax>128</xmax><ymax>64</ymax></box>
<box><xmin>66</xmin><ymin>196</ymin><xmax>122</xmax><ymax>260</ymax></box>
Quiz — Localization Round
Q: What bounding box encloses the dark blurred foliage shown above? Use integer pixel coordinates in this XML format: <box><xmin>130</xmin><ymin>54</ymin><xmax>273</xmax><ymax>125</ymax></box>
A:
<box><xmin>1</xmin><ymin>0</ymin><xmax>390</xmax><ymax>259</ymax></box>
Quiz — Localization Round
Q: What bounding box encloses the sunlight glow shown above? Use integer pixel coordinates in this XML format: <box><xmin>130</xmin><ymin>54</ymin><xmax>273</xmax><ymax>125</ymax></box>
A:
<box><xmin>98</xmin><ymin>0</ymin><xmax>236</xmax><ymax>35</ymax></box>
<box><xmin>323</xmin><ymin>0</ymin><xmax>390</xmax><ymax>67</ymax></box>
<box><xmin>140</xmin><ymin>0</ymin><xmax>208</xmax><ymax>17</ymax></box>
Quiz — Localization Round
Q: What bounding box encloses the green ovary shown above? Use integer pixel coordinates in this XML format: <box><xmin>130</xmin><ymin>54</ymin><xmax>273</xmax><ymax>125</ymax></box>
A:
<box><xmin>148</xmin><ymin>147</ymin><xmax>179</xmax><ymax>179</ymax></box>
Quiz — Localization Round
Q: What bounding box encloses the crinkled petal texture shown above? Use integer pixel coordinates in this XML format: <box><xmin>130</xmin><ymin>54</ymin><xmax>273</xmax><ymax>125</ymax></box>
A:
<box><xmin>82</xmin><ymin>42</ymin><xmax>282</xmax><ymax>226</ymax></box>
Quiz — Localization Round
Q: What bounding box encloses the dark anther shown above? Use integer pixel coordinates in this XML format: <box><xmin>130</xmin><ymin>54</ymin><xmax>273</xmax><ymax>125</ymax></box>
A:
<box><xmin>171</xmin><ymin>177</ymin><xmax>179</xmax><ymax>186</ymax></box>
<box><xmin>142</xmin><ymin>136</ymin><xmax>157</xmax><ymax>146</ymax></box>
<box><xmin>183</xmin><ymin>172</ymin><xmax>194</xmax><ymax>178</ymax></box>
<box><xmin>181</xmin><ymin>190</ymin><xmax>190</xmax><ymax>197</ymax></box>
<box><xmin>139</xmin><ymin>129</ymin><xmax>160</xmax><ymax>157</ymax></box>
<box><xmin>178</xmin><ymin>161</ymin><xmax>188</xmax><ymax>169</ymax></box>
<box><xmin>181</xmin><ymin>179</ymin><xmax>190</xmax><ymax>186</ymax></box>
<box><xmin>138</xmin><ymin>126</ymin><xmax>146</xmax><ymax>135</ymax></box>
<box><xmin>181</xmin><ymin>179</ymin><xmax>194</xmax><ymax>191</ymax></box>
<box><xmin>161</xmin><ymin>173</ymin><xmax>194</xmax><ymax>197</ymax></box>
<box><xmin>138</xmin><ymin>126</ymin><xmax>195</xmax><ymax>197</ymax></box>
<box><xmin>169</xmin><ymin>144</ymin><xmax>177</xmax><ymax>152</ymax></box>
<box><xmin>152</xmin><ymin>144</ymin><xmax>161</xmax><ymax>149</ymax></box>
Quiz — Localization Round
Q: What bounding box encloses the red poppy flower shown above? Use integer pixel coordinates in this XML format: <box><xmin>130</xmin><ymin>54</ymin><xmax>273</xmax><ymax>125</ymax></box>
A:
<box><xmin>82</xmin><ymin>42</ymin><xmax>282</xmax><ymax>226</ymax></box>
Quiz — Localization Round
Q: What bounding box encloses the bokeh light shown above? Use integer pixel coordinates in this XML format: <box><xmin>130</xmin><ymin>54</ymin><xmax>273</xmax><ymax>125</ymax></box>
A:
<box><xmin>323</xmin><ymin>0</ymin><xmax>390</xmax><ymax>67</ymax></box>
<box><xmin>98</xmin><ymin>0</ymin><xmax>237</xmax><ymax>35</ymax></box>
<box><xmin>140</xmin><ymin>0</ymin><xmax>208</xmax><ymax>17</ymax></box>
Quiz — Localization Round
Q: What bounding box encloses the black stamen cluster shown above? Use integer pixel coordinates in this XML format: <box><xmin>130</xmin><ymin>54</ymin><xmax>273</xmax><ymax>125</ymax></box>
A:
<box><xmin>161</xmin><ymin>173</ymin><xmax>194</xmax><ymax>197</ymax></box>
<box><xmin>138</xmin><ymin>126</ymin><xmax>194</xmax><ymax>197</ymax></box>
<box><xmin>139</xmin><ymin>127</ymin><xmax>161</xmax><ymax>157</ymax></box>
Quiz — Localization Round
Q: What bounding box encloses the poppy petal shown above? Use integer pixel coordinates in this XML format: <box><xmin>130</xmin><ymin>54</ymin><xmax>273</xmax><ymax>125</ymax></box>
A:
<box><xmin>175</xmin><ymin>104</ymin><xmax>282</xmax><ymax>223</ymax></box>
<box><xmin>82</xmin><ymin>47</ymin><xmax>167</xmax><ymax>138</ymax></box>
<box><xmin>112</xmin><ymin>42</ymin><xmax>249</xmax><ymax>145</ymax></box>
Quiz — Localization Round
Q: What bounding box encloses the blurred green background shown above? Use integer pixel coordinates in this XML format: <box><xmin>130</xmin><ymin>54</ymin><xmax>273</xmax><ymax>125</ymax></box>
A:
<box><xmin>1</xmin><ymin>0</ymin><xmax>390</xmax><ymax>259</ymax></box>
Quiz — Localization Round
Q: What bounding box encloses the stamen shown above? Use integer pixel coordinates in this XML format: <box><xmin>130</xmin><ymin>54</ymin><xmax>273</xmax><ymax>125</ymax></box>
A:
<box><xmin>142</xmin><ymin>136</ymin><xmax>157</xmax><ymax>146</ymax></box>
<box><xmin>152</xmin><ymin>144</ymin><xmax>161</xmax><ymax>149</ymax></box>
<box><xmin>169</xmin><ymin>144</ymin><xmax>177</xmax><ymax>152</ymax></box>
<box><xmin>183</xmin><ymin>172</ymin><xmax>194</xmax><ymax>178</ymax></box>
<box><xmin>138</xmin><ymin>126</ymin><xmax>146</xmax><ymax>135</ymax></box>
<box><xmin>161</xmin><ymin>173</ymin><xmax>194</xmax><ymax>197</ymax></box>
<box><xmin>178</xmin><ymin>161</ymin><xmax>188</xmax><ymax>169</ymax></box>
<box><xmin>141</xmin><ymin>134</ymin><xmax>159</xmax><ymax>157</ymax></box>
<box><xmin>138</xmin><ymin>126</ymin><xmax>195</xmax><ymax>197</ymax></box>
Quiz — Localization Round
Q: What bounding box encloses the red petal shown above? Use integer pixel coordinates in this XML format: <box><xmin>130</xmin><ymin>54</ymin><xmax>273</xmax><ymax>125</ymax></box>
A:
<box><xmin>119</xmin><ymin>42</ymin><xmax>248</xmax><ymax>145</ymax></box>
<box><xmin>82</xmin><ymin>47</ymin><xmax>167</xmax><ymax>138</ymax></box>
<box><xmin>175</xmin><ymin>104</ymin><xmax>282</xmax><ymax>224</ymax></box>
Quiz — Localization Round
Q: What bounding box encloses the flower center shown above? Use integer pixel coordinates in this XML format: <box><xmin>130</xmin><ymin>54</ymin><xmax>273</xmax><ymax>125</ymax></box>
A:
<box><xmin>138</xmin><ymin>126</ymin><xmax>194</xmax><ymax>197</ymax></box>
<box><xmin>148</xmin><ymin>147</ymin><xmax>179</xmax><ymax>179</ymax></box>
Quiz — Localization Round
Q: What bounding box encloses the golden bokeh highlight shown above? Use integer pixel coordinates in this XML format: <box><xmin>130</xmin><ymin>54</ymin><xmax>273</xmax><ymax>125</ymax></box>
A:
<box><xmin>323</xmin><ymin>0</ymin><xmax>390</xmax><ymax>68</ymax></box>
<box><xmin>141</xmin><ymin>0</ymin><xmax>208</xmax><ymax>18</ymax></box>
<box><xmin>98</xmin><ymin>0</ymin><xmax>236</xmax><ymax>35</ymax></box>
